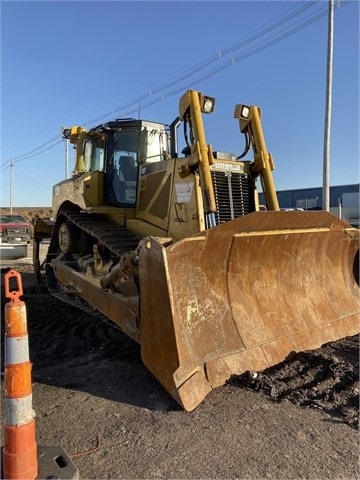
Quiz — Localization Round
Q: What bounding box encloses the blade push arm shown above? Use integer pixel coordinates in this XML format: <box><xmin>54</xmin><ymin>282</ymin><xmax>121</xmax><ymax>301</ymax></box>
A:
<box><xmin>234</xmin><ymin>104</ymin><xmax>280</xmax><ymax>211</ymax></box>
<box><xmin>179</xmin><ymin>89</ymin><xmax>217</xmax><ymax>217</ymax></box>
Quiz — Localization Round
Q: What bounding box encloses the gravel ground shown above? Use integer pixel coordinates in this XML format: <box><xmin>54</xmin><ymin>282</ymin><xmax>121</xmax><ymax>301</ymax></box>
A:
<box><xmin>0</xmin><ymin>250</ymin><xmax>359</xmax><ymax>479</ymax></box>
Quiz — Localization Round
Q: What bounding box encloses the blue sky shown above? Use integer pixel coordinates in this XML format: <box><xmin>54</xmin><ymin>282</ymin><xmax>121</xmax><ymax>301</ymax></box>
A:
<box><xmin>1</xmin><ymin>0</ymin><xmax>359</xmax><ymax>207</ymax></box>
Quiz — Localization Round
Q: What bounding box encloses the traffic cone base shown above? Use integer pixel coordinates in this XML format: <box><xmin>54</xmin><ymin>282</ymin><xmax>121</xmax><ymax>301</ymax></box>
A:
<box><xmin>3</xmin><ymin>421</ymin><xmax>38</xmax><ymax>480</ymax></box>
<box><xmin>37</xmin><ymin>446</ymin><xmax>80</xmax><ymax>480</ymax></box>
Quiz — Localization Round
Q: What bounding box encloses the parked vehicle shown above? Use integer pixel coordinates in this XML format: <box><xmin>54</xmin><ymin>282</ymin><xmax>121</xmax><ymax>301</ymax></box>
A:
<box><xmin>0</xmin><ymin>214</ymin><xmax>31</xmax><ymax>244</ymax></box>
<box><xmin>0</xmin><ymin>214</ymin><xmax>31</xmax><ymax>259</ymax></box>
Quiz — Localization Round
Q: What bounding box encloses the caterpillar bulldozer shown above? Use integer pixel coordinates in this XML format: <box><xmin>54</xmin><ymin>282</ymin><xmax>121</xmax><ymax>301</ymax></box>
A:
<box><xmin>33</xmin><ymin>89</ymin><xmax>360</xmax><ymax>411</ymax></box>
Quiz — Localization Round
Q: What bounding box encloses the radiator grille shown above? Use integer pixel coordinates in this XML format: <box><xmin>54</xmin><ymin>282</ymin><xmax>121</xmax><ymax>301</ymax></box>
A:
<box><xmin>211</xmin><ymin>171</ymin><xmax>256</xmax><ymax>225</ymax></box>
<box><xmin>5</xmin><ymin>227</ymin><xmax>29</xmax><ymax>235</ymax></box>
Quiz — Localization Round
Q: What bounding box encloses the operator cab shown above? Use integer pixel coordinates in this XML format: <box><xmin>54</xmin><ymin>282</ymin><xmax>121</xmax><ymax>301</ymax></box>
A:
<box><xmin>83</xmin><ymin>119</ymin><xmax>169</xmax><ymax>208</ymax></box>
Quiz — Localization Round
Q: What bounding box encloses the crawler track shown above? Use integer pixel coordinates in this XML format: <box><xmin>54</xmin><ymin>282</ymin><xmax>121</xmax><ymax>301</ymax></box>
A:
<box><xmin>62</xmin><ymin>211</ymin><xmax>140</xmax><ymax>257</ymax></box>
<box><xmin>45</xmin><ymin>211</ymin><xmax>141</xmax><ymax>326</ymax></box>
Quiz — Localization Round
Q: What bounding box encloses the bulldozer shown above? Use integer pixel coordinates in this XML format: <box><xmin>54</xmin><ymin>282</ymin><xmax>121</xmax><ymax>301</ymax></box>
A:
<box><xmin>33</xmin><ymin>89</ymin><xmax>360</xmax><ymax>411</ymax></box>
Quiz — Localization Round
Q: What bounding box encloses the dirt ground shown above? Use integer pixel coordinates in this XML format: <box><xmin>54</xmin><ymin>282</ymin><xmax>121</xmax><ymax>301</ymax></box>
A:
<box><xmin>0</xmin><ymin>250</ymin><xmax>359</xmax><ymax>480</ymax></box>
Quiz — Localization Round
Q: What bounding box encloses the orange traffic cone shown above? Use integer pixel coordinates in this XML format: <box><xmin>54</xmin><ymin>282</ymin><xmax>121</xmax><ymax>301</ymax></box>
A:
<box><xmin>1</xmin><ymin>269</ymin><xmax>80</xmax><ymax>480</ymax></box>
<box><xmin>2</xmin><ymin>269</ymin><xmax>38</xmax><ymax>480</ymax></box>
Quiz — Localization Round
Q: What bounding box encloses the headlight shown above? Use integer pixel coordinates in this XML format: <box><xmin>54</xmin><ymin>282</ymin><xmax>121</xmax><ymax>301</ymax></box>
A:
<box><xmin>234</xmin><ymin>104</ymin><xmax>252</xmax><ymax>120</ymax></box>
<box><xmin>201</xmin><ymin>96</ymin><xmax>215</xmax><ymax>114</ymax></box>
<box><xmin>61</xmin><ymin>127</ymin><xmax>72</xmax><ymax>139</ymax></box>
<box><xmin>240</xmin><ymin>105</ymin><xmax>250</xmax><ymax>119</ymax></box>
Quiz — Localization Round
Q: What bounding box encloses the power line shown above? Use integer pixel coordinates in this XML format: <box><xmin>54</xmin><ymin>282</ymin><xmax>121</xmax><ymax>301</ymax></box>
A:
<box><xmin>85</xmin><ymin>0</ymin><xmax>318</xmax><ymax>125</ymax></box>
<box><xmin>82</xmin><ymin>1</ymin><xmax>325</xmax><ymax>126</ymax></box>
<box><xmin>14</xmin><ymin>136</ymin><xmax>60</xmax><ymax>161</ymax></box>
<box><xmin>15</xmin><ymin>139</ymin><xmax>63</xmax><ymax>163</ymax></box>
<box><xmin>0</xmin><ymin>137</ymin><xmax>62</xmax><ymax>170</ymax></box>
<box><xmin>13</xmin><ymin>173</ymin><xmax>52</xmax><ymax>187</ymax></box>
<box><xmin>1</xmin><ymin>1</ymin><xmax>326</xmax><ymax>164</ymax></box>
<box><xmin>3</xmin><ymin>0</ymin><xmax>353</xmax><ymax>167</ymax></box>
<box><xmin>87</xmin><ymin>1</ymin><xmax>347</xmax><ymax>119</ymax></box>
<box><xmin>84</xmin><ymin>0</ymin><xmax>354</xmax><ymax>124</ymax></box>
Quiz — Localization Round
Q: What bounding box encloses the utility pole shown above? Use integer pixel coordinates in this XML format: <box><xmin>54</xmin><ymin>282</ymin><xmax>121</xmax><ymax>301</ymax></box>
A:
<box><xmin>323</xmin><ymin>0</ymin><xmax>334</xmax><ymax>212</ymax></box>
<box><xmin>10</xmin><ymin>158</ymin><xmax>14</xmax><ymax>213</ymax></box>
<box><xmin>65</xmin><ymin>137</ymin><xmax>69</xmax><ymax>179</ymax></box>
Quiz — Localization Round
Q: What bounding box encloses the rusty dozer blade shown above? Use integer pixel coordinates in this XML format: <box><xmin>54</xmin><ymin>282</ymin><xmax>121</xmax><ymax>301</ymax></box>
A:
<box><xmin>139</xmin><ymin>211</ymin><xmax>360</xmax><ymax>411</ymax></box>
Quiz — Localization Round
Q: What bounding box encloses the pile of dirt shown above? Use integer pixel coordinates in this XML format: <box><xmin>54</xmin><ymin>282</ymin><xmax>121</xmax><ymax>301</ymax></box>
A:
<box><xmin>233</xmin><ymin>336</ymin><xmax>359</xmax><ymax>429</ymax></box>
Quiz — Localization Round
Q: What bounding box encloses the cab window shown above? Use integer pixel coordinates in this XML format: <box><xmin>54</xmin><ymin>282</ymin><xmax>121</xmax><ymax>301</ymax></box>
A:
<box><xmin>84</xmin><ymin>136</ymin><xmax>105</xmax><ymax>172</ymax></box>
<box><xmin>145</xmin><ymin>129</ymin><xmax>168</xmax><ymax>163</ymax></box>
<box><xmin>111</xmin><ymin>130</ymin><xmax>138</xmax><ymax>205</ymax></box>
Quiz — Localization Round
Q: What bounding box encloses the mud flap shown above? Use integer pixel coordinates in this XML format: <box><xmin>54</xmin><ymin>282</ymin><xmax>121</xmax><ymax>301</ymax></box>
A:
<box><xmin>139</xmin><ymin>211</ymin><xmax>360</xmax><ymax>411</ymax></box>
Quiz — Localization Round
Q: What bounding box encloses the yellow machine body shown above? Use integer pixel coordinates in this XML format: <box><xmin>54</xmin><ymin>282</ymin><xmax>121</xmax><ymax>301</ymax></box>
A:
<box><xmin>34</xmin><ymin>90</ymin><xmax>360</xmax><ymax>411</ymax></box>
